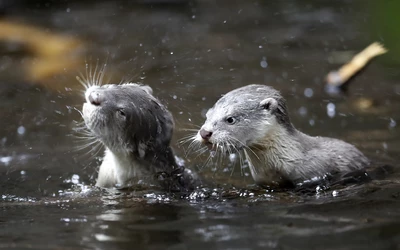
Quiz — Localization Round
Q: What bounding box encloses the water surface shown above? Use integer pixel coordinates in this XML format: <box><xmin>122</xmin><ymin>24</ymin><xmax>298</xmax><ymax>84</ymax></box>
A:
<box><xmin>1</xmin><ymin>1</ymin><xmax>400</xmax><ymax>249</ymax></box>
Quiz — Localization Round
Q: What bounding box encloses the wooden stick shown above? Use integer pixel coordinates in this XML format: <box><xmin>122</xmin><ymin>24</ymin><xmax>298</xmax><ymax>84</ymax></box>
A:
<box><xmin>326</xmin><ymin>42</ymin><xmax>388</xmax><ymax>87</ymax></box>
<box><xmin>0</xmin><ymin>21</ymin><xmax>83</xmax><ymax>84</ymax></box>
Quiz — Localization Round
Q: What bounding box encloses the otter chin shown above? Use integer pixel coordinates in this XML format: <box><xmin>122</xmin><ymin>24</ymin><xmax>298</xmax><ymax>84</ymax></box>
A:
<box><xmin>195</xmin><ymin>84</ymin><xmax>370</xmax><ymax>188</ymax></box>
<box><xmin>81</xmin><ymin>83</ymin><xmax>196</xmax><ymax>191</ymax></box>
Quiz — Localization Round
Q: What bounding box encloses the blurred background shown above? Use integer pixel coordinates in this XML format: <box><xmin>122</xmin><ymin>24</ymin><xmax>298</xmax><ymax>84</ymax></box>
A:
<box><xmin>0</xmin><ymin>1</ymin><xmax>400</xmax><ymax>249</ymax></box>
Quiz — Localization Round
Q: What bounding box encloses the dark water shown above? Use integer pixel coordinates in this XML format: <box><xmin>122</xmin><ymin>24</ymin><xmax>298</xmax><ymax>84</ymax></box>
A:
<box><xmin>1</xmin><ymin>0</ymin><xmax>400</xmax><ymax>249</ymax></box>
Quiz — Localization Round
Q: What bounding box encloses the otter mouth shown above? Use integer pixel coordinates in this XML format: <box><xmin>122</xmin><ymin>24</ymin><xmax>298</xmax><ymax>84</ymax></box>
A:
<box><xmin>204</xmin><ymin>141</ymin><xmax>215</xmax><ymax>151</ymax></box>
<box><xmin>82</xmin><ymin>103</ymin><xmax>98</xmax><ymax>123</ymax></box>
<box><xmin>82</xmin><ymin>101</ymin><xmax>106</xmax><ymax>137</ymax></box>
<box><xmin>197</xmin><ymin>138</ymin><xmax>215</xmax><ymax>151</ymax></box>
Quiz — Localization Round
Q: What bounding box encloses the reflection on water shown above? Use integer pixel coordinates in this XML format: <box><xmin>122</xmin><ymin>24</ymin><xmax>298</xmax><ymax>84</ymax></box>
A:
<box><xmin>1</xmin><ymin>0</ymin><xmax>400</xmax><ymax>249</ymax></box>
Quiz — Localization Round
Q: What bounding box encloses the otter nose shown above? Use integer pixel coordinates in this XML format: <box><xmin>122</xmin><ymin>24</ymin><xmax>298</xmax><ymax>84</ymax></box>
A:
<box><xmin>200</xmin><ymin>129</ymin><xmax>213</xmax><ymax>140</ymax></box>
<box><xmin>88</xmin><ymin>90</ymin><xmax>103</xmax><ymax>106</ymax></box>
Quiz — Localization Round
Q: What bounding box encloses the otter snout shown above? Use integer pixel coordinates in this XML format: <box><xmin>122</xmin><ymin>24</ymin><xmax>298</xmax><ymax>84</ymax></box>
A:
<box><xmin>88</xmin><ymin>90</ymin><xmax>103</xmax><ymax>106</ymax></box>
<box><xmin>199</xmin><ymin>128</ymin><xmax>212</xmax><ymax>140</ymax></box>
<box><xmin>88</xmin><ymin>91</ymin><xmax>101</xmax><ymax>105</ymax></box>
<box><xmin>85</xmin><ymin>86</ymin><xmax>106</xmax><ymax>106</ymax></box>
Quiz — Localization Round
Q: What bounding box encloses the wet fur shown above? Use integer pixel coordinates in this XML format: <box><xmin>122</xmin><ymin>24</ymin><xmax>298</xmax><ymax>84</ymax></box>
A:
<box><xmin>82</xmin><ymin>83</ymin><xmax>196</xmax><ymax>191</ymax></box>
<box><xmin>195</xmin><ymin>84</ymin><xmax>370</xmax><ymax>187</ymax></box>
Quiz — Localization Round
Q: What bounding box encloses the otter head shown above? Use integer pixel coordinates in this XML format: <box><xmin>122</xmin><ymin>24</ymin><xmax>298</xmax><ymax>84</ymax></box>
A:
<box><xmin>82</xmin><ymin>83</ymin><xmax>174</xmax><ymax>156</ymax></box>
<box><xmin>196</xmin><ymin>84</ymin><xmax>293</xmax><ymax>151</ymax></box>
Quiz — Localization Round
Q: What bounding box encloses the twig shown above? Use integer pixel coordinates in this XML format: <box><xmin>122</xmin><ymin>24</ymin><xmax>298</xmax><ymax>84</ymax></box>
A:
<box><xmin>326</xmin><ymin>42</ymin><xmax>388</xmax><ymax>87</ymax></box>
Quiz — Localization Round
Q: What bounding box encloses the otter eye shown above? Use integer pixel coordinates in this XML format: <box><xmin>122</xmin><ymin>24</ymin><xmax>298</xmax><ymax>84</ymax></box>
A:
<box><xmin>117</xmin><ymin>109</ymin><xmax>126</xmax><ymax>117</ymax></box>
<box><xmin>225</xmin><ymin>116</ymin><xmax>236</xmax><ymax>124</ymax></box>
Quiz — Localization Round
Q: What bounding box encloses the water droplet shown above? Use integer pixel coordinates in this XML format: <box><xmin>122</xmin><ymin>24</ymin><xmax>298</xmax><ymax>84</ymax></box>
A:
<box><xmin>210</xmin><ymin>151</ymin><xmax>217</xmax><ymax>158</ymax></box>
<box><xmin>229</xmin><ymin>153</ymin><xmax>236</xmax><ymax>163</ymax></box>
<box><xmin>298</xmin><ymin>107</ymin><xmax>307</xmax><ymax>116</ymax></box>
<box><xmin>71</xmin><ymin>174</ymin><xmax>80</xmax><ymax>184</ymax></box>
<box><xmin>389</xmin><ymin>118</ymin><xmax>396</xmax><ymax>128</ymax></box>
<box><xmin>17</xmin><ymin>126</ymin><xmax>26</xmax><ymax>135</ymax></box>
<box><xmin>260</xmin><ymin>56</ymin><xmax>268</xmax><ymax>68</ymax></box>
<box><xmin>173</xmin><ymin>95</ymin><xmax>177</xmax><ymax>99</ymax></box>
<box><xmin>1</xmin><ymin>137</ymin><xmax>7</xmax><ymax>146</ymax></box>
<box><xmin>0</xmin><ymin>156</ymin><xmax>12</xmax><ymax>165</ymax></box>
<box><xmin>327</xmin><ymin>103</ymin><xmax>336</xmax><ymax>118</ymax></box>
<box><xmin>304</xmin><ymin>88</ymin><xmax>314</xmax><ymax>98</ymax></box>
<box><xmin>20</xmin><ymin>170</ymin><xmax>26</xmax><ymax>175</ymax></box>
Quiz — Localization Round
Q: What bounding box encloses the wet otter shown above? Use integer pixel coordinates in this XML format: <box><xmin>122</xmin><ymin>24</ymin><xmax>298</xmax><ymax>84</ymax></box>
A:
<box><xmin>195</xmin><ymin>84</ymin><xmax>370</xmax><ymax>187</ymax></box>
<box><xmin>82</xmin><ymin>83</ymin><xmax>196</xmax><ymax>191</ymax></box>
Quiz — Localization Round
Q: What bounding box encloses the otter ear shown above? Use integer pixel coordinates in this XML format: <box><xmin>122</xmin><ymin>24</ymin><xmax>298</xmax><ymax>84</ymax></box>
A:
<box><xmin>260</xmin><ymin>98</ymin><xmax>278</xmax><ymax>112</ymax></box>
<box><xmin>140</xmin><ymin>85</ymin><xmax>153</xmax><ymax>95</ymax></box>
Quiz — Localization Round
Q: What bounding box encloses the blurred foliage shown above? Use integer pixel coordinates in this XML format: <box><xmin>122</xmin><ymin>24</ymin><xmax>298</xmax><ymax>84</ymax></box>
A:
<box><xmin>370</xmin><ymin>0</ymin><xmax>400</xmax><ymax>65</ymax></box>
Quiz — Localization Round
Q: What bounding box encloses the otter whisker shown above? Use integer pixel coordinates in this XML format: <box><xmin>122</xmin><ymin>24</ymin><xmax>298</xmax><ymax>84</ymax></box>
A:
<box><xmin>184</xmin><ymin>142</ymin><xmax>197</xmax><ymax>157</ymax></box>
<box><xmin>228</xmin><ymin>136</ymin><xmax>260</xmax><ymax>161</ymax></box>
<box><xmin>77</xmin><ymin>60</ymin><xmax>110</xmax><ymax>96</ymax></box>
<box><xmin>237</xmin><ymin>148</ymin><xmax>246</xmax><ymax>177</ymax></box>
<box><xmin>73</xmin><ymin>126</ymin><xmax>95</xmax><ymax>137</ymax></box>
<box><xmin>178</xmin><ymin>137</ymin><xmax>196</xmax><ymax>146</ymax></box>
<box><xmin>85</xmin><ymin>62</ymin><xmax>90</xmax><ymax>86</ymax></box>
<box><xmin>73</xmin><ymin>119</ymin><xmax>87</xmax><ymax>127</ymax></box>
<box><xmin>87</xmin><ymin>61</ymin><xmax>94</xmax><ymax>86</ymax></box>
<box><xmin>184</xmin><ymin>142</ymin><xmax>200</xmax><ymax>158</ymax></box>
<box><xmin>74</xmin><ymin>131</ymin><xmax>95</xmax><ymax>138</ymax></box>
<box><xmin>191</xmin><ymin>145</ymin><xmax>209</xmax><ymax>159</ymax></box>
<box><xmin>91</xmin><ymin>60</ymin><xmax>99</xmax><ymax>86</ymax></box>
<box><xmin>178</xmin><ymin>128</ymin><xmax>201</xmax><ymax>132</ymax></box>
<box><xmin>73</xmin><ymin>107</ymin><xmax>85</xmax><ymax>118</ymax></box>
<box><xmin>199</xmin><ymin>151</ymin><xmax>214</xmax><ymax>171</ymax></box>
<box><xmin>243</xmin><ymin>148</ymin><xmax>258</xmax><ymax>175</ymax></box>
<box><xmin>234</xmin><ymin>148</ymin><xmax>245</xmax><ymax>177</ymax></box>
<box><xmin>96</xmin><ymin>63</ymin><xmax>107</xmax><ymax>87</ymax></box>
<box><xmin>225</xmin><ymin>140</ymin><xmax>238</xmax><ymax>177</ymax></box>
<box><xmin>216</xmin><ymin>142</ymin><xmax>226</xmax><ymax>170</ymax></box>
<box><xmin>74</xmin><ymin>135</ymin><xmax>97</xmax><ymax>141</ymax></box>
<box><xmin>94</xmin><ymin>61</ymin><xmax>101</xmax><ymax>86</ymax></box>
<box><xmin>183</xmin><ymin>137</ymin><xmax>201</xmax><ymax>157</ymax></box>
<box><xmin>73</xmin><ymin>135</ymin><xmax>103</xmax><ymax>158</ymax></box>
<box><xmin>211</xmin><ymin>142</ymin><xmax>224</xmax><ymax>177</ymax></box>
<box><xmin>88</xmin><ymin>141</ymin><xmax>104</xmax><ymax>158</ymax></box>
<box><xmin>177</xmin><ymin>133</ymin><xmax>197</xmax><ymax>146</ymax></box>
<box><xmin>74</xmin><ymin>134</ymin><xmax>97</xmax><ymax>141</ymax></box>
<box><xmin>76</xmin><ymin>75</ymin><xmax>89</xmax><ymax>90</ymax></box>
<box><xmin>74</xmin><ymin>140</ymin><xmax>100</xmax><ymax>152</ymax></box>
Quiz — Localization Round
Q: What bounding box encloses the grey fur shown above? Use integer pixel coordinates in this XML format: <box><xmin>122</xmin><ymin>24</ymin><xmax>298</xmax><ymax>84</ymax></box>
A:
<box><xmin>82</xmin><ymin>83</ymin><xmax>196</xmax><ymax>191</ymax></box>
<box><xmin>196</xmin><ymin>84</ymin><xmax>370</xmax><ymax>187</ymax></box>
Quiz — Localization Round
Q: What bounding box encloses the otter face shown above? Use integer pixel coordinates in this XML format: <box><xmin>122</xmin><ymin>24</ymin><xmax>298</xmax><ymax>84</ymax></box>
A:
<box><xmin>195</xmin><ymin>85</ymin><xmax>286</xmax><ymax>152</ymax></box>
<box><xmin>82</xmin><ymin>83</ymin><xmax>174</xmax><ymax>154</ymax></box>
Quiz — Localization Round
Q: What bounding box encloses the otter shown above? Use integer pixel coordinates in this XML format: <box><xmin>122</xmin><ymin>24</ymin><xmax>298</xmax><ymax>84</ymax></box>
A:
<box><xmin>194</xmin><ymin>84</ymin><xmax>370</xmax><ymax>188</ymax></box>
<box><xmin>82</xmin><ymin>83</ymin><xmax>196</xmax><ymax>191</ymax></box>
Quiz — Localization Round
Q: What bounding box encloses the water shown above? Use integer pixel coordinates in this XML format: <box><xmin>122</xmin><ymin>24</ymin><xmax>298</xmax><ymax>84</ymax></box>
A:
<box><xmin>1</xmin><ymin>0</ymin><xmax>400</xmax><ymax>249</ymax></box>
